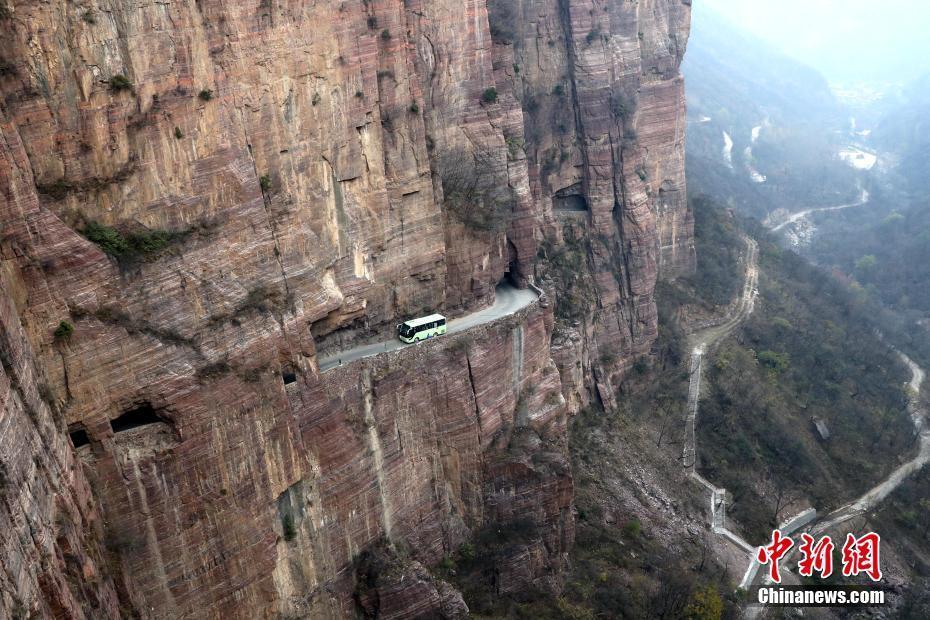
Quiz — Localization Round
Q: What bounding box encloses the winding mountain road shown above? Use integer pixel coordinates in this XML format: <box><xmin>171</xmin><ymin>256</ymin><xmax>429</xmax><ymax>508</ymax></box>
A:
<box><xmin>317</xmin><ymin>284</ymin><xmax>538</xmax><ymax>372</ymax></box>
<box><xmin>810</xmin><ymin>352</ymin><xmax>929</xmax><ymax>536</ymax></box>
<box><xmin>739</xmin><ymin>197</ymin><xmax>930</xmax><ymax>616</ymax></box>
<box><xmin>768</xmin><ymin>188</ymin><xmax>869</xmax><ymax>233</ymax></box>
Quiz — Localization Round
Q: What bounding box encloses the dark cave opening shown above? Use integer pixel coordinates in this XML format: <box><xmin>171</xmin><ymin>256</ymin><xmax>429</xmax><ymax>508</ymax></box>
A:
<box><xmin>68</xmin><ymin>425</ymin><xmax>90</xmax><ymax>448</ymax></box>
<box><xmin>110</xmin><ymin>403</ymin><xmax>163</xmax><ymax>433</ymax></box>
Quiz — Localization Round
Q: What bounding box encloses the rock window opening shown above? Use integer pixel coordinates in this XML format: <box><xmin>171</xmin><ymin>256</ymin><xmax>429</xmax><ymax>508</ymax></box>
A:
<box><xmin>68</xmin><ymin>426</ymin><xmax>90</xmax><ymax>448</ymax></box>
<box><xmin>111</xmin><ymin>403</ymin><xmax>162</xmax><ymax>433</ymax></box>
<box><xmin>282</xmin><ymin>371</ymin><xmax>297</xmax><ymax>385</ymax></box>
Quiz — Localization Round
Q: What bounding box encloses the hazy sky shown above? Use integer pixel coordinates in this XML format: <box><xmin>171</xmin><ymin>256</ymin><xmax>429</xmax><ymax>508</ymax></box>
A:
<box><xmin>699</xmin><ymin>0</ymin><xmax>930</xmax><ymax>85</ymax></box>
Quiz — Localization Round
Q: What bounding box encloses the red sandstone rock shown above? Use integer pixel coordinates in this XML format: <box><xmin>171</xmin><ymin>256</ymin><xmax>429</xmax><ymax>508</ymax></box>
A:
<box><xmin>0</xmin><ymin>0</ymin><xmax>690</xmax><ymax>616</ymax></box>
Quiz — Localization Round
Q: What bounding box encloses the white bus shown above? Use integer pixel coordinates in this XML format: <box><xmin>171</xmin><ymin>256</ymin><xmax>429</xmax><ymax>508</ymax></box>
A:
<box><xmin>397</xmin><ymin>313</ymin><xmax>447</xmax><ymax>343</ymax></box>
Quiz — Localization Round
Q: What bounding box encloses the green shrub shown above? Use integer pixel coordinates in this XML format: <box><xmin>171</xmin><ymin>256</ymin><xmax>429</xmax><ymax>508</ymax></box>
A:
<box><xmin>259</xmin><ymin>175</ymin><xmax>272</xmax><ymax>192</ymax></box>
<box><xmin>408</xmin><ymin>102</ymin><xmax>419</xmax><ymax>114</ymax></box>
<box><xmin>482</xmin><ymin>87</ymin><xmax>498</xmax><ymax>104</ymax></box>
<box><xmin>83</xmin><ymin>221</ymin><xmax>130</xmax><ymax>256</ymax></box>
<box><xmin>757</xmin><ymin>350</ymin><xmax>790</xmax><ymax>373</ymax></box>
<box><xmin>381</xmin><ymin>29</ymin><xmax>391</xmax><ymax>40</ymax></box>
<box><xmin>54</xmin><ymin>321</ymin><xmax>74</xmax><ymax>341</ymax></box>
<box><xmin>621</xmin><ymin>519</ymin><xmax>641</xmax><ymax>539</ymax></box>
<box><xmin>198</xmin><ymin>89</ymin><xmax>213</xmax><ymax>101</ymax></box>
<box><xmin>174</xmin><ymin>126</ymin><xmax>183</xmax><ymax>139</ymax></box>
<box><xmin>82</xmin><ymin>10</ymin><xmax>96</xmax><ymax>24</ymax></box>
<box><xmin>585</xmin><ymin>26</ymin><xmax>601</xmax><ymax>44</ymax></box>
<box><xmin>82</xmin><ymin>220</ymin><xmax>185</xmax><ymax>261</ymax></box>
<box><xmin>109</xmin><ymin>74</ymin><xmax>132</xmax><ymax>92</ymax></box>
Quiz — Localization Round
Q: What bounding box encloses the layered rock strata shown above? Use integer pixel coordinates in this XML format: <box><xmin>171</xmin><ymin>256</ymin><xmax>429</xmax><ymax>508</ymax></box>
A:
<box><xmin>0</xmin><ymin>0</ymin><xmax>691</xmax><ymax>616</ymax></box>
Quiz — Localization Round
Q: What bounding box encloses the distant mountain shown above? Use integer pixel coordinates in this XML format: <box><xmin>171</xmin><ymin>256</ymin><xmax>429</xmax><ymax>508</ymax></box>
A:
<box><xmin>872</xmin><ymin>73</ymin><xmax>930</xmax><ymax>196</ymax></box>
<box><xmin>684</xmin><ymin>6</ymin><xmax>859</xmax><ymax>218</ymax></box>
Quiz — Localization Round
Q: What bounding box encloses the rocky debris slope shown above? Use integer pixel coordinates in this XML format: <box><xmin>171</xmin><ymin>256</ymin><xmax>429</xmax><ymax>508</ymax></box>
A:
<box><xmin>0</xmin><ymin>0</ymin><xmax>690</xmax><ymax>617</ymax></box>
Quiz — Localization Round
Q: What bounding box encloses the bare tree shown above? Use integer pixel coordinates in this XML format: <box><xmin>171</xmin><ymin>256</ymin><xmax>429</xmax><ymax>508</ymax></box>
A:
<box><xmin>435</xmin><ymin>145</ymin><xmax>512</xmax><ymax>232</ymax></box>
<box><xmin>769</xmin><ymin>478</ymin><xmax>801</xmax><ymax>527</ymax></box>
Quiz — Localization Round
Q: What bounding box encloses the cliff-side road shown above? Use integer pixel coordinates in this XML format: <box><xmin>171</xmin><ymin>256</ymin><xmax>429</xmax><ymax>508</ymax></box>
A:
<box><xmin>318</xmin><ymin>284</ymin><xmax>538</xmax><ymax>372</ymax></box>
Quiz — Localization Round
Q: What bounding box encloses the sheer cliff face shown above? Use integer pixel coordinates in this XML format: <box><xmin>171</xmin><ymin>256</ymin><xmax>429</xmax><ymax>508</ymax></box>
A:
<box><xmin>0</xmin><ymin>0</ymin><xmax>689</xmax><ymax>617</ymax></box>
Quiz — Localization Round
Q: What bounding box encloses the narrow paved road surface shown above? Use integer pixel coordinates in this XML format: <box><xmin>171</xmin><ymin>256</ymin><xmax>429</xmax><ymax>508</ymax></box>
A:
<box><xmin>678</xmin><ymin>234</ymin><xmax>761</xmax><ymax>588</ymax></box>
<box><xmin>683</xmin><ymin>235</ymin><xmax>759</xmax><ymax>471</ymax></box>
<box><xmin>318</xmin><ymin>284</ymin><xmax>538</xmax><ymax>372</ymax></box>
<box><xmin>768</xmin><ymin>188</ymin><xmax>869</xmax><ymax>233</ymax></box>
<box><xmin>690</xmin><ymin>236</ymin><xmax>759</xmax><ymax>354</ymax></box>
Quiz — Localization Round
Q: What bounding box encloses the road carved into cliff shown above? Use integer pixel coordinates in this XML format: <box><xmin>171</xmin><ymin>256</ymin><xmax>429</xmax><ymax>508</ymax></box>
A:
<box><xmin>318</xmin><ymin>284</ymin><xmax>538</xmax><ymax>372</ymax></box>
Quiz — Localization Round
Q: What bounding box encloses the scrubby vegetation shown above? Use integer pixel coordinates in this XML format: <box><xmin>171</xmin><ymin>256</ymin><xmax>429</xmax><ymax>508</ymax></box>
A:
<box><xmin>35</xmin><ymin>157</ymin><xmax>138</xmax><ymax>200</ymax></box>
<box><xmin>537</xmin><ymin>228</ymin><xmax>597</xmax><ymax>324</ymax></box>
<box><xmin>109</xmin><ymin>74</ymin><xmax>132</xmax><ymax>93</ymax></box>
<box><xmin>54</xmin><ymin>321</ymin><xmax>74</xmax><ymax>341</ymax></box>
<box><xmin>870</xmin><ymin>472</ymin><xmax>930</xmax><ymax>612</ymax></box>
<box><xmin>82</xmin><ymin>220</ymin><xmax>189</xmax><ymax>263</ymax></box>
<box><xmin>682</xmin><ymin>196</ymin><xmax>744</xmax><ymax>307</ymax></box>
<box><xmin>486</xmin><ymin>0</ymin><xmax>517</xmax><ymax>44</ymax></box>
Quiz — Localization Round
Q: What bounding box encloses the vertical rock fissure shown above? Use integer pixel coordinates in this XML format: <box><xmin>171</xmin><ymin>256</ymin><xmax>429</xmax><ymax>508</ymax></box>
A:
<box><xmin>361</xmin><ymin>370</ymin><xmax>393</xmax><ymax>539</ymax></box>
<box><xmin>464</xmin><ymin>350</ymin><xmax>484</xmax><ymax>445</ymax></box>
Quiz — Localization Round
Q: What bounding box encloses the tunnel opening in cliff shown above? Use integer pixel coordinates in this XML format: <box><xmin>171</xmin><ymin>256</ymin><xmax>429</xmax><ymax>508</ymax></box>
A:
<box><xmin>503</xmin><ymin>238</ymin><xmax>522</xmax><ymax>287</ymax></box>
<box><xmin>110</xmin><ymin>403</ymin><xmax>165</xmax><ymax>433</ymax></box>
<box><xmin>553</xmin><ymin>183</ymin><xmax>589</xmax><ymax>212</ymax></box>
<box><xmin>68</xmin><ymin>425</ymin><xmax>90</xmax><ymax>448</ymax></box>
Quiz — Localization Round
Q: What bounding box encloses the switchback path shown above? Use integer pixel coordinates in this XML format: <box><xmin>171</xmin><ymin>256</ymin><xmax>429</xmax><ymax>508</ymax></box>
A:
<box><xmin>318</xmin><ymin>285</ymin><xmax>538</xmax><ymax>372</ymax></box>
<box><xmin>683</xmin><ymin>235</ymin><xmax>759</xmax><ymax>469</ymax></box>
<box><xmin>741</xmin><ymin>204</ymin><xmax>929</xmax><ymax>617</ymax></box>
<box><xmin>679</xmin><ymin>234</ymin><xmax>761</xmax><ymax>587</ymax></box>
